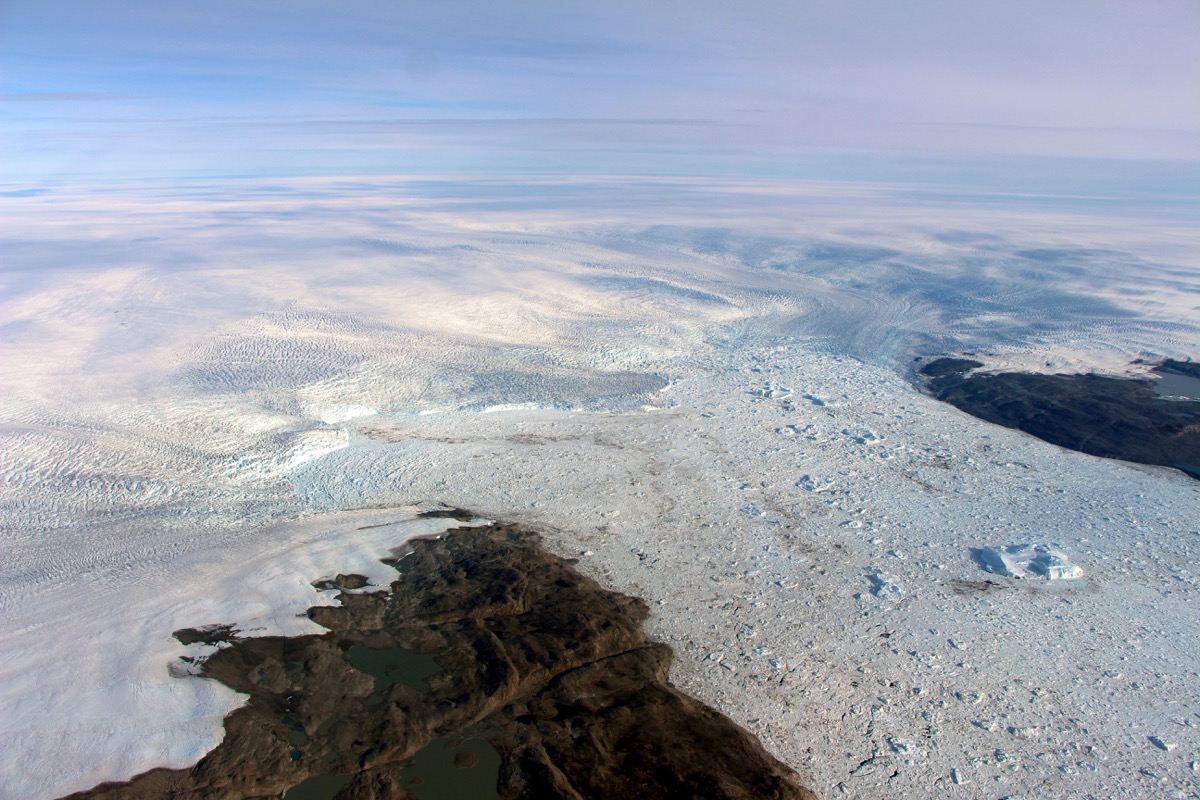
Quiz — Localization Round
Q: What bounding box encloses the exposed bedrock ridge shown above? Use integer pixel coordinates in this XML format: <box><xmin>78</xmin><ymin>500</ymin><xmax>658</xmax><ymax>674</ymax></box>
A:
<box><xmin>67</xmin><ymin>522</ymin><xmax>815</xmax><ymax>800</ymax></box>
<box><xmin>919</xmin><ymin>357</ymin><xmax>1200</xmax><ymax>480</ymax></box>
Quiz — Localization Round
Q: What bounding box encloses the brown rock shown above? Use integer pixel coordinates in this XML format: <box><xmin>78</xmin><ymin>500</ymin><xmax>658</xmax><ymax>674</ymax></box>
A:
<box><xmin>920</xmin><ymin>356</ymin><xmax>1200</xmax><ymax>480</ymax></box>
<box><xmin>65</xmin><ymin>523</ymin><xmax>815</xmax><ymax>800</ymax></box>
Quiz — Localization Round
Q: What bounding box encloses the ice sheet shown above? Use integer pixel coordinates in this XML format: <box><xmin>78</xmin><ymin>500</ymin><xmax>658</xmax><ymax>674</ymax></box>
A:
<box><xmin>0</xmin><ymin>508</ymin><xmax>486</xmax><ymax>799</ymax></box>
<box><xmin>2</xmin><ymin>176</ymin><xmax>1198</xmax><ymax>799</ymax></box>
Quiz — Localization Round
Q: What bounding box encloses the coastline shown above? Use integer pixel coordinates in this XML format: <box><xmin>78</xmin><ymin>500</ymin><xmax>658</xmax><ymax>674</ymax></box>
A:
<box><xmin>67</xmin><ymin>522</ymin><xmax>814</xmax><ymax>800</ymax></box>
<box><xmin>919</xmin><ymin>356</ymin><xmax>1200</xmax><ymax>480</ymax></box>
<box><xmin>6</xmin><ymin>346</ymin><xmax>1200</xmax><ymax>800</ymax></box>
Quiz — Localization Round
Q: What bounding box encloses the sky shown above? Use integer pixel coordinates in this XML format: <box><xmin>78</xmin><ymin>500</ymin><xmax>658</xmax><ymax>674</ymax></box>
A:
<box><xmin>2</xmin><ymin>0</ymin><xmax>1198</xmax><ymax>184</ymax></box>
<box><xmin>2</xmin><ymin>6</ymin><xmax>1200</xmax><ymax>797</ymax></box>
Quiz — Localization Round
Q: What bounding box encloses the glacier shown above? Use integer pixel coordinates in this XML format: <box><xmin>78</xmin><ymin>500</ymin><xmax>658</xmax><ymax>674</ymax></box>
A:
<box><xmin>1</xmin><ymin>176</ymin><xmax>1198</xmax><ymax>798</ymax></box>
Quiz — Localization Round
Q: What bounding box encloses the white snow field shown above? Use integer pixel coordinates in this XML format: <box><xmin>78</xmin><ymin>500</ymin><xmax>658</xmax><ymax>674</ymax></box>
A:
<box><xmin>2</xmin><ymin>176</ymin><xmax>1199</xmax><ymax>799</ymax></box>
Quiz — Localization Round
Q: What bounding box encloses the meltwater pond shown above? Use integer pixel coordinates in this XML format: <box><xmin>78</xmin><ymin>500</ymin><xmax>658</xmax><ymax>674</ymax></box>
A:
<box><xmin>1153</xmin><ymin>371</ymin><xmax>1200</xmax><ymax>401</ymax></box>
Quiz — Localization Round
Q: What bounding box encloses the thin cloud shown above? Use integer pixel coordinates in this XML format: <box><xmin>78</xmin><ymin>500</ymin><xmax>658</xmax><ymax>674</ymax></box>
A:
<box><xmin>0</xmin><ymin>92</ymin><xmax>127</xmax><ymax>102</ymax></box>
<box><xmin>2</xmin><ymin>0</ymin><xmax>1197</xmax><ymax>175</ymax></box>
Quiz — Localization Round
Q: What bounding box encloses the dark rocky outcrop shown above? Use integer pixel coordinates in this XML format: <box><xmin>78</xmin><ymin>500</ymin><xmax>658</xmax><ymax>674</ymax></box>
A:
<box><xmin>67</xmin><ymin>523</ymin><xmax>815</xmax><ymax>800</ymax></box>
<box><xmin>1156</xmin><ymin>359</ymin><xmax>1200</xmax><ymax>380</ymax></box>
<box><xmin>920</xmin><ymin>357</ymin><xmax>1200</xmax><ymax>480</ymax></box>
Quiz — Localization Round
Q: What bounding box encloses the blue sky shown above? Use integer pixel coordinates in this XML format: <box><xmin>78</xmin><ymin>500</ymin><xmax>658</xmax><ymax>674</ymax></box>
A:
<box><xmin>2</xmin><ymin>1</ymin><xmax>1198</xmax><ymax>183</ymax></box>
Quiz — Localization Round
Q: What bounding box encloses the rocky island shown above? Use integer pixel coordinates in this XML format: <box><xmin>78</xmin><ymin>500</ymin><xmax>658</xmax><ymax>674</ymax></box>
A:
<box><xmin>67</xmin><ymin>520</ymin><xmax>815</xmax><ymax>800</ymax></box>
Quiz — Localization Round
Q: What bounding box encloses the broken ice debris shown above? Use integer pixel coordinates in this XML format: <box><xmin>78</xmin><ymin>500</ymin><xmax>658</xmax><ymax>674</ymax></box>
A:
<box><xmin>842</xmin><ymin>427</ymin><xmax>884</xmax><ymax>445</ymax></box>
<box><xmin>796</xmin><ymin>474</ymin><xmax>835</xmax><ymax>493</ymax></box>
<box><xmin>979</xmin><ymin>544</ymin><xmax>1083</xmax><ymax>581</ymax></box>
<box><xmin>750</xmin><ymin>382</ymin><xmax>793</xmax><ymax>399</ymax></box>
